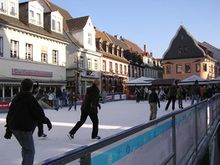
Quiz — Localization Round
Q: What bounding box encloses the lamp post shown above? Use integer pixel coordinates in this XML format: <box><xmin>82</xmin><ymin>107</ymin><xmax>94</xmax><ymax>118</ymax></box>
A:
<box><xmin>75</xmin><ymin>53</ymin><xmax>80</xmax><ymax>95</ymax></box>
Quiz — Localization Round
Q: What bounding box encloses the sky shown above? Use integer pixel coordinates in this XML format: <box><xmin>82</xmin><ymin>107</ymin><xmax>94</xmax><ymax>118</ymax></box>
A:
<box><xmin>20</xmin><ymin>0</ymin><xmax>220</xmax><ymax>58</ymax></box>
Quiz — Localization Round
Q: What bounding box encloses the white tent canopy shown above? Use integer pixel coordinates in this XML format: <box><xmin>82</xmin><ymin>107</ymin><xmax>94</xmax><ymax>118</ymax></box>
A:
<box><xmin>209</xmin><ymin>76</ymin><xmax>220</xmax><ymax>84</ymax></box>
<box><xmin>179</xmin><ymin>75</ymin><xmax>209</xmax><ymax>85</ymax></box>
<box><xmin>125</xmin><ymin>76</ymin><xmax>154</xmax><ymax>86</ymax></box>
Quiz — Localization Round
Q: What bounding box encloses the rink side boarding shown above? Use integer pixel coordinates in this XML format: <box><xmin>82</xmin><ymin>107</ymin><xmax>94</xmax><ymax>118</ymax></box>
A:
<box><xmin>40</xmin><ymin>94</ymin><xmax>220</xmax><ymax>165</ymax></box>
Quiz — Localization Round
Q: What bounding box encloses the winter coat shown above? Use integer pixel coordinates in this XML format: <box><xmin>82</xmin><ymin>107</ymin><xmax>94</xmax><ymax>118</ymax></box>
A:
<box><xmin>81</xmin><ymin>84</ymin><xmax>100</xmax><ymax>113</ymax></box>
<box><xmin>6</xmin><ymin>92</ymin><xmax>50</xmax><ymax>132</ymax></box>
<box><xmin>149</xmin><ymin>91</ymin><xmax>160</xmax><ymax>104</ymax></box>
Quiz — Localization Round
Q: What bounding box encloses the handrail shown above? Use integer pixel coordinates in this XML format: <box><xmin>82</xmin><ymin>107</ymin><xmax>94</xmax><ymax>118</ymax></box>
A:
<box><xmin>40</xmin><ymin>95</ymin><xmax>220</xmax><ymax>165</ymax></box>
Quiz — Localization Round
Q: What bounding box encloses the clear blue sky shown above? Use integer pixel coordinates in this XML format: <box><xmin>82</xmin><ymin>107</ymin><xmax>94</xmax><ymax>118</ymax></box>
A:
<box><xmin>20</xmin><ymin>0</ymin><xmax>220</xmax><ymax>58</ymax></box>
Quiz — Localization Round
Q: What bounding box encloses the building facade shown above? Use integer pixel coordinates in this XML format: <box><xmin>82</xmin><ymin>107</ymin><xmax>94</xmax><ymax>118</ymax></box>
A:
<box><xmin>0</xmin><ymin>0</ymin><xmax>68</xmax><ymax>101</ymax></box>
<box><xmin>39</xmin><ymin>0</ymin><xmax>102</xmax><ymax>96</ymax></box>
<box><xmin>96</xmin><ymin>29</ymin><xmax>129</xmax><ymax>93</ymax></box>
<box><xmin>162</xmin><ymin>26</ymin><xmax>217</xmax><ymax>80</ymax></box>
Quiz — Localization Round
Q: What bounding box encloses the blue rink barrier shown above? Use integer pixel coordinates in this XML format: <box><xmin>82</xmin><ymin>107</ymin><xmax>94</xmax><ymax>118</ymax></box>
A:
<box><xmin>40</xmin><ymin>94</ymin><xmax>220</xmax><ymax>165</ymax></box>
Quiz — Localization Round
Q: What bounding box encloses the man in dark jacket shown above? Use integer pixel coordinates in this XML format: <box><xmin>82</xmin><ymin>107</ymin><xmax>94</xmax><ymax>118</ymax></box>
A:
<box><xmin>4</xmin><ymin>79</ymin><xmax>52</xmax><ymax>165</ymax></box>
<box><xmin>148</xmin><ymin>87</ymin><xmax>160</xmax><ymax>120</ymax></box>
<box><xmin>165</xmin><ymin>81</ymin><xmax>177</xmax><ymax>111</ymax></box>
<box><xmin>68</xmin><ymin>79</ymin><xmax>101</xmax><ymax>140</ymax></box>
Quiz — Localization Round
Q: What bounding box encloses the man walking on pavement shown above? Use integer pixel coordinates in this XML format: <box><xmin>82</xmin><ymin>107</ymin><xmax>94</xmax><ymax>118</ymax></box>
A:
<box><xmin>68</xmin><ymin>79</ymin><xmax>101</xmax><ymax>140</ymax></box>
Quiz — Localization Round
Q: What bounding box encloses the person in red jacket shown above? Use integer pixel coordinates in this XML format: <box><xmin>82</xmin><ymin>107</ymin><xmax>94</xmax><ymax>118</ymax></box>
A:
<box><xmin>4</xmin><ymin>79</ymin><xmax>52</xmax><ymax>165</ymax></box>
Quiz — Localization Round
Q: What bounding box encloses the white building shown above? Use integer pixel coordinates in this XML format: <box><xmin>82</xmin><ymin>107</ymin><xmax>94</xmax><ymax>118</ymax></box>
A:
<box><xmin>65</xmin><ymin>16</ymin><xmax>102</xmax><ymax>95</ymax></box>
<box><xmin>0</xmin><ymin>0</ymin><xmax>68</xmax><ymax>100</ymax></box>
<box><xmin>38</xmin><ymin>0</ymin><xmax>102</xmax><ymax>95</ymax></box>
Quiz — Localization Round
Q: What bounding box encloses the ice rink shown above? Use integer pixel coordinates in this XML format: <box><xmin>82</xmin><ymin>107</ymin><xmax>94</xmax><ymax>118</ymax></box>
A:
<box><xmin>0</xmin><ymin>100</ymin><xmax>190</xmax><ymax>164</ymax></box>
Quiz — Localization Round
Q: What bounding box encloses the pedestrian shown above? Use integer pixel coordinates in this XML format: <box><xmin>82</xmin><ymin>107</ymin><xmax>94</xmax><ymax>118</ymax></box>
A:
<box><xmin>4</xmin><ymin>78</ymin><xmax>52</xmax><ymax>165</ymax></box>
<box><xmin>68</xmin><ymin>89</ymin><xmax>78</xmax><ymax>111</ymax></box>
<box><xmin>62</xmin><ymin>89</ymin><xmax>68</xmax><ymax>107</ymax></box>
<box><xmin>135</xmin><ymin>88</ymin><xmax>141</xmax><ymax>103</ymax></box>
<box><xmin>55</xmin><ymin>87</ymin><xmax>62</xmax><ymax>110</ymax></box>
<box><xmin>176</xmin><ymin>86</ymin><xmax>183</xmax><ymax>109</ymax></box>
<box><xmin>68</xmin><ymin>79</ymin><xmax>101</xmax><ymax>140</ymax></box>
<box><xmin>35</xmin><ymin>88</ymin><xmax>48</xmax><ymax>138</ymax></box>
<box><xmin>148</xmin><ymin>87</ymin><xmax>160</xmax><ymax>120</ymax></box>
<box><xmin>165</xmin><ymin>81</ymin><xmax>177</xmax><ymax>111</ymax></box>
<box><xmin>191</xmin><ymin>80</ymin><xmax>200</xmax><ymax>105</ymax></box>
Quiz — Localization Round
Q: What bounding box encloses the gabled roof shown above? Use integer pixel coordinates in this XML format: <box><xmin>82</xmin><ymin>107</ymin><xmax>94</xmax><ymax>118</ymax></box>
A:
<box><xmin>121</xmin><ymin>37</ymin><xmax>144</xmax><ymax>55</ymax></box>
<box><xmin>66</xmin><ymin>16</ymin><xmax>89</xmax><ymax>31</ymax></box>
<box><xmin>199</xmin><ymin>41</ymin><xmax>220</xmax><ymax>62</ymax></box>
<box><xmin>42</xmin><ymin>0</ymin><xmax>73</xmax><ymax>32</ymax></box>
<box><xmin>95</xmin><ymin>29</ymin><xmax>112</xmax><ymax>43</ymax></box>
<box><xmin>0</xmin><ymin>14</ymin><xmax>68</xmax><ymax>43</ymax></box>
<box><xmin>163</xmin><ymin>26</ymin><xmax>206</xmax><ymax>60</ymax></box>
<box><xmin>43</xmin><ymin>0</ymin><xmax>72</xmax><ymax>20</ymax></box>
<box><xmin>106</xmin><ymin>33</ymin><xmax>129</xmax><ymax>50</ymax></box>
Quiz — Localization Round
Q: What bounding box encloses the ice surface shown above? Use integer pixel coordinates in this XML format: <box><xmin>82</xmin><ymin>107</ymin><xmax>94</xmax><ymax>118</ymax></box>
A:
<box><xmin>0</xmin><ymin>100</ymin><xmax>190</xmax><ymax>164</ymax></box>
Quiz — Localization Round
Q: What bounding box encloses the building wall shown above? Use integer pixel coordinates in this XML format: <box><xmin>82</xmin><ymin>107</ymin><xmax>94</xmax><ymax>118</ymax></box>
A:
<box><xmin>0</xmin><ymin>26</ymin><xmax>67</xmax><ymax>81</ymax></box>
<box><xmin>101</xmin><ymin>57</ymin><xmax>128</xmax><ymax>78</ymax></box>
<box><xmin>163</xmin><ymin>58</ymin><xmax>215</xmax><ymax>80</ymax></box>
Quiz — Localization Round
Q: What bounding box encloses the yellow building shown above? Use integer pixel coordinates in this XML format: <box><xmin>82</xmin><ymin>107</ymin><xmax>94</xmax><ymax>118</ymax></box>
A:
<box><xmin>162</xmin><ymin>26</ymin><xmax>217</xmax><ymax>80</ymax></box>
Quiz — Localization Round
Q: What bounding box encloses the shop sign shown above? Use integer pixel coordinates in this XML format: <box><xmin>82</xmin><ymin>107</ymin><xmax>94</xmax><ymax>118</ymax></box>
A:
<box><xmin>0</xmin><ymin>102</ymin><xmax>10</xmax><ymax>110</ymax></box>
<box><xmin>12</xmin><ymin>69</ymin><xmax>53</xmax><ymax>77</ymax></box>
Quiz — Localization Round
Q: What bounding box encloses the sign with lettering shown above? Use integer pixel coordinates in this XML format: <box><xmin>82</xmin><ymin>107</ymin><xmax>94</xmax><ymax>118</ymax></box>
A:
<box><xmin>12</xmin><ymin>69</ymin><xmax>53</xmax><ymax>77</ymax></box>
<box><xmin>0</xmin><ymin>102</ymin><xmax>10</xmax><ymax>110</ymax></box>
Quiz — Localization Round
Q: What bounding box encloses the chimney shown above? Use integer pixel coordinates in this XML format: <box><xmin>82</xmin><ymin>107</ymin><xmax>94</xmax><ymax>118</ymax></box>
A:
<box><xmin>144</xmin><ymin>44</ymin><xmax>147</xmax><ymax>54</ymax></box>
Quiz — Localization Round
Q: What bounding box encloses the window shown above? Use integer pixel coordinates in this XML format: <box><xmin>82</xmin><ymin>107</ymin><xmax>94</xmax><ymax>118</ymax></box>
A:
<box><xmin>79</xmin><ymin>56</ymin><xmax>84</xmax><ymax>68</ymax></box>
<box><xmin>176</xmin><ymin>64</ymin><xmax>182</xmax><ymax>74</ymax></box>
<box><xmin>120</xmin><ymin>64</ymin><xmax>122</xmax><ymax>74</ymax></box>
<box><xmin>9</xmin><ymin>2</ymin><xmax>15</xmax><ymax>16</ymax></box>
<box><xmin>52</xmin><ymin>19</ymin><xmax>55</xmax><ymax>30</ymax></box>
<box><xmin>185</xmin><ymin>64</ymin><xmax>191</xmax><ymax>73</ymax></box>
<box><xmin>0</xmin><ymin>36</ymin><xmax>3</xmax><ymax>57</ymax></box>
<box><xmin>115</xmin><ymin>63</ymin><xmax>118</xmax><ymax>74</ymax></box>
<box><xmin>52</xmin><ymin>50</ymin><xmax>58</xmax><ymax>64</ymax></box>
<box><xmin>88</xmin><ymin>58</ymin><xmax>92</xmax><ymax>69</ymax></box>
<box><xmin>36</xmin><ymin>13</ymin><xmax>41</xmax><ymax>25</ymax></box>
<box><xmin>25</xmin><ymin>43</ymin><xmax>33</xmax><ymax>61</ymax></box>
<box><xmin>88</xmin><ymin>33</ymin><xmax>92</xmax><ymax>45</ymax></box>
<box><xmin>124</xmin><ymin>65</ymin><xmax>127</xmax><ymax>75</ymax></box>
<box><xmin>166</xmin><ymin>65</ymin><xmax>171</xmax><ymax>74</ymax></box>
<box><xmin>203</xmin><ymin>63</ymin><xmax>207</xmax><ymax>72</ymax></box>
<box><xmin>57</xmin><ymin>21</ymin><xmax>61</xmax><ymax>32</ymax></box>
<box><xmin>94</xmin><ymin>59</ymin><xmax>98</xmax><ymax>70</ymax></box>
<box><xmin>10</xmin><ymin>40</ymin><xmax>19</xmax><ymax>58</ymax></box>
<box><xmin>196</xmin><ymin>64</ymin><xmax>200</xmax><ymax>72</ymax></box>
<box><xmin>109</xmin><ymin>62</ymin><xmax>113</xmax><ymax>72</ymax></box>
<box><xmin>30</xmin><ymin>10</ymin><xmax>34</xmax><ymax>18</ymax></box>
<box><xmin>102</xmin><ymin>60</ymin><xmax>106</xmax><ymax>72</ymax></box>
<box><xmin>0</xmin><ymin>1</ymin><xmax>5</xmax><ymax>12</ymax></box>
<box><xmin>41</xmin><ymin>53</ymin><xmax>47</xmax><ymax>63</ymax></box>
<box><xmin>29</xmin><ymin>10</ymin><xmax>34</xmax><ymax>23</ymax></box>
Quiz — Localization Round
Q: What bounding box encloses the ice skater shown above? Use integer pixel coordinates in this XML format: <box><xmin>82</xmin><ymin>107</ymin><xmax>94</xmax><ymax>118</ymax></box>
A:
<box><xmin>148</xmin><ymin>87</ymin><xmax>160</xmax><ymax>120</ymax></box>
<box><xmin>4</xmin><ymin>79</ymin><xmax>52</xmax><ymax>165</ymax></box>
<box><xmin>68</xmin><ymin>80</ymin><xmax>101</xmax><ymax>140</ymax></box>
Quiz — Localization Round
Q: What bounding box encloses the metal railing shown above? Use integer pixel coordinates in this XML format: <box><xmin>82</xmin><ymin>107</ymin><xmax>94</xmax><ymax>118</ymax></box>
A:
<box><xmin>40</xmin><ymin>94</ymin><xmax>220</xmax><ymax>165</ymax></box>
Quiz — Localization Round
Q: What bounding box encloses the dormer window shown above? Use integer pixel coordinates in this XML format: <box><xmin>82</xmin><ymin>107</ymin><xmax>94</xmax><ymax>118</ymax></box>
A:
<box><xmin>28</xmin><ymin>2</ymin><xmax>44</xmax><ymax>27</ymax></box>
<box><xmin>51</xmin><ymin>13</ymin><xmax>63</xmax><ymax>34</ymax></box>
